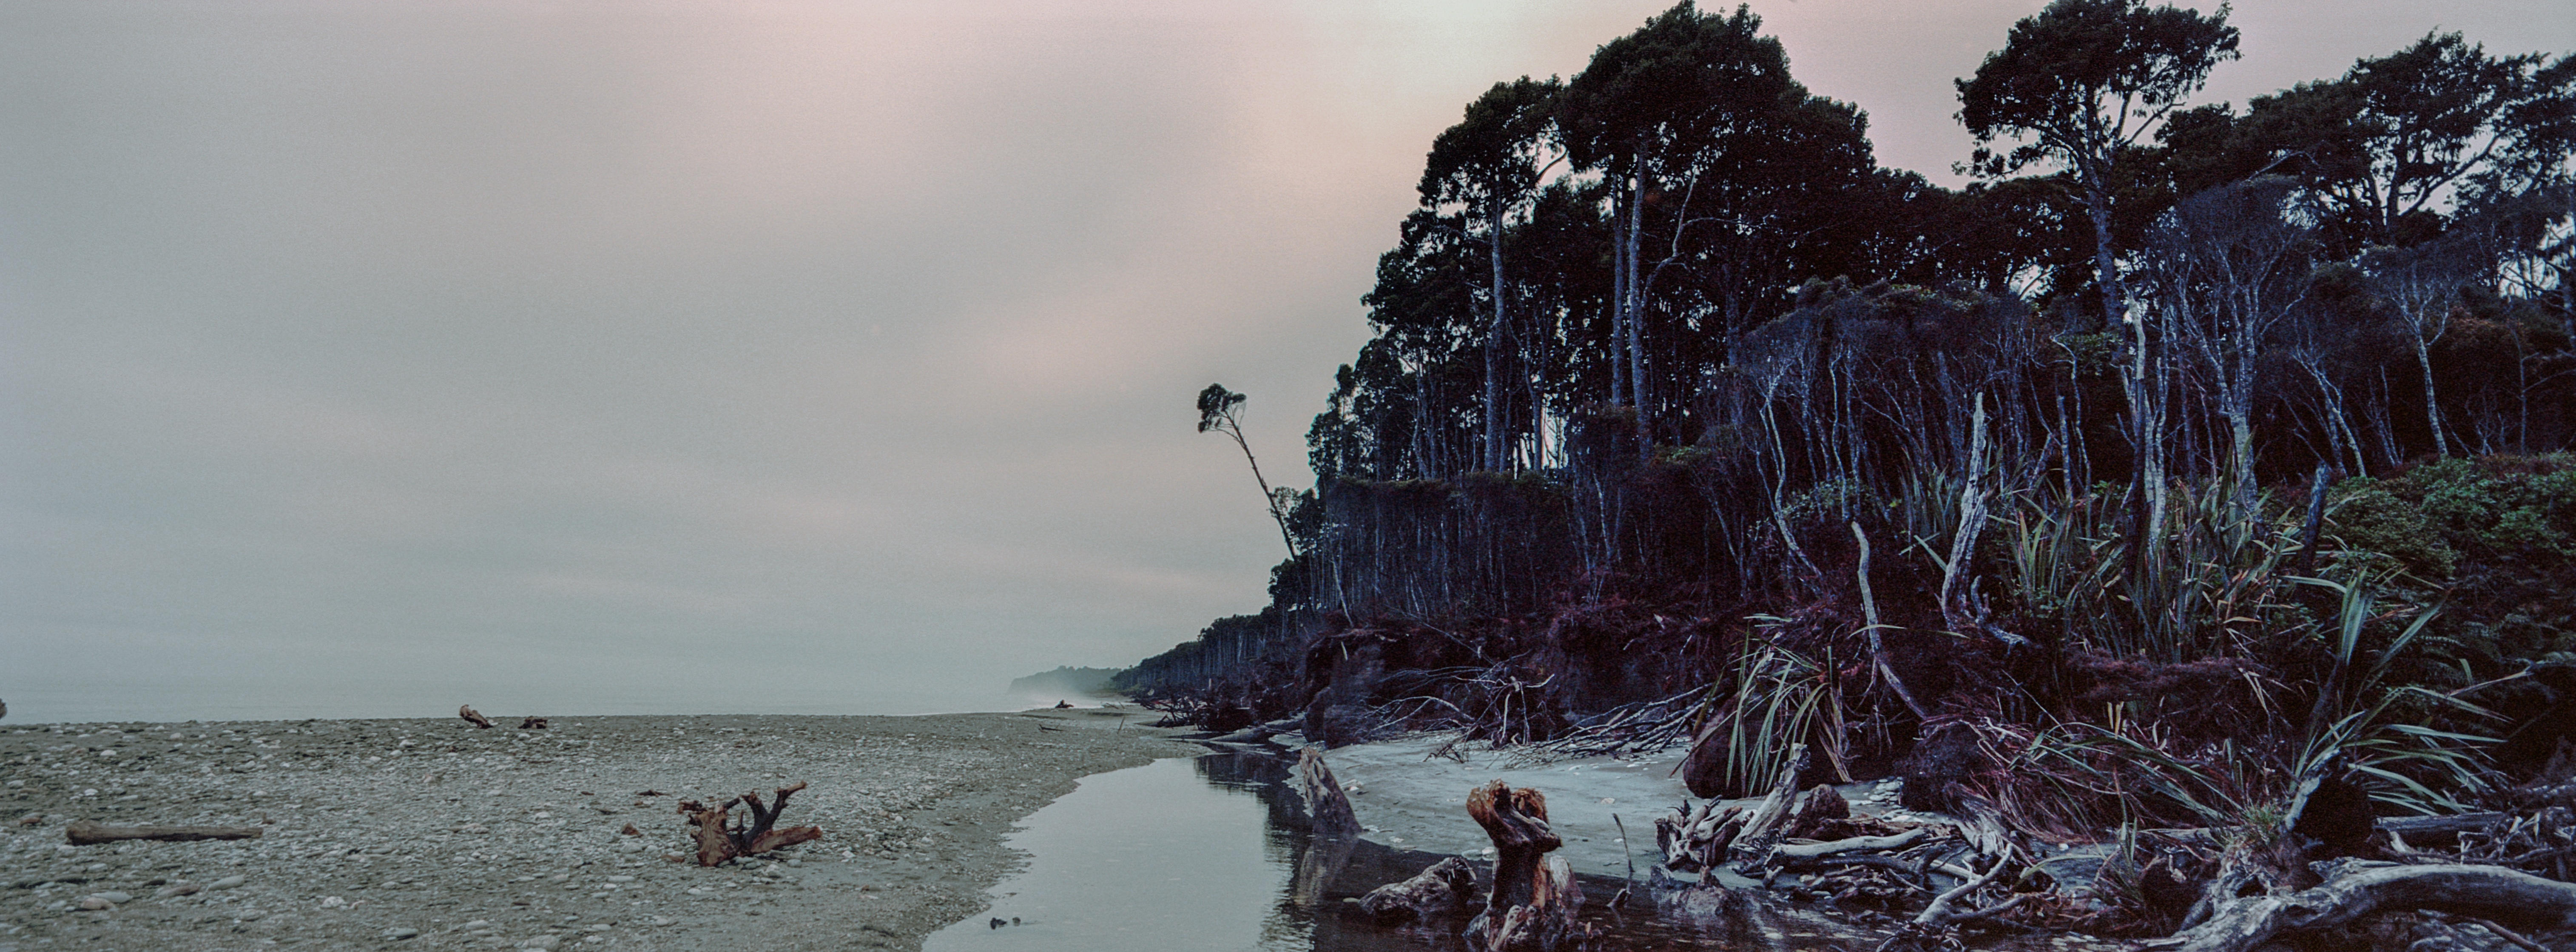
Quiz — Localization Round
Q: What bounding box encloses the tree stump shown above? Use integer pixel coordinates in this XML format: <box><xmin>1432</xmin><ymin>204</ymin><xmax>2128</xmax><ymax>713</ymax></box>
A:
<box><xmin>1465</xmin><ymin>780</ymin><xmax>1588</xmax><ymax>951</ymax></box>
<box><xmin>675</xmin><ymin>781</ymin><xmax>823</xmax><ymax>866</ymax></box>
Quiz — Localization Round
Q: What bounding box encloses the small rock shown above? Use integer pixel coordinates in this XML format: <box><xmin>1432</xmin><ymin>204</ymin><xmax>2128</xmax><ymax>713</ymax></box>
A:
<box><xmin>384</xmin><ymin>926</ymin><xmax>421</xmax><ymax>939</ymax></box>
<box><xmin>516</xmin><ymin>936</ymin><xmax>562</xmax><ymax>950</ymax></box>
<box><xmin>77</xmin><ymin>898</ymin><xmax>112</xmax><ymax>911</ymax></box>
<box><xmin>93</xmin><ymin>891</ymin><xmax>132</xmax><ymax>904</ymax></box>
<box><xmin>210</xmin><ymin>875</ymin><xmax>248</xmax><ymax>890</ymax></box>
<box><xmin>154</xmin><ymin>882</ymin><xmax>202</xmax><ymax>898</ymax></box>
<box><xmin>320</xmin><ymin>896</ymin><xmax>347</xmax><ymax>908</ymax></box>
<box><xmin>605</xmin><ymin>875</ymin><xmax>634</xmax><ymax>883</ymax></box>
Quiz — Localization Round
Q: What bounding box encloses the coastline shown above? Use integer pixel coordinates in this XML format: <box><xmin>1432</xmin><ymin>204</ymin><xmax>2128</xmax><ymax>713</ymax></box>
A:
<box><xmin>1</xmin><ymin>709</ymin><xmax>1194</xmax><ymax>951</ymax></box>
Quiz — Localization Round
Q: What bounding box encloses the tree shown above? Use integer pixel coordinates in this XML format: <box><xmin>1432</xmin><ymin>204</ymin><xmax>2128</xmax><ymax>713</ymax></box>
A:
<box><xmin>2361</xmin><ymin>234</ymin><xmax>2486</xmax><ymax>456</ymax></box>
<box><xmin>1959</xmin><ymin>0</ymin><xmax>2238</xmax><ymax>568</ymax></box>
<box><xmin>1561</xmin><ymin>1</ymin><xmax>1880</xmax><ymax>450</ymax></box>
<box><xmin>1958</xmin><ymin>0</ymin><xmax>2240</xmax><ymax>324</ymax></box>
<box><xmin>2142</xmin><ymin>176</ymin><xmax>2322</xmax><ymax>506</ymax></box>
<box><xmin>1421</xmin><ymin>77</ymin><xmax>1563</xmax><ymax>472</ymax></box>
<box><xmin>1197</xmin><ymin>384</ymin><xmax>1302</xmax><ymax>558</ymax></box>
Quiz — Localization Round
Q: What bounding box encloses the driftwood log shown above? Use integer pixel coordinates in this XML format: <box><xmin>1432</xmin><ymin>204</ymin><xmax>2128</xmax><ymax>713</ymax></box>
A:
<box><xmin>1727</xmin><ymin>743</ymin><xmax>1809</xmax><ymax>866</ymax></box>
<box><xmin>1295</xmin><ymin>746</ymin><xmax>1361</xmax><ymax>838</ymax></box>
<box><xmin>1765</xmin><ymin>828</ymin><xmax>1932</xmax><ymax>867</ymax></box>
<box><xmin>1359</xmin><ymin>855</ymin><xmax>1479</xmax><ymax>924</ymax></box>
<box><xmin>675</xmin><ymin>781</ymin><xmax>823</xmax><ymax>866</ymax></box>
<box><xmin>458</xmin><ymin>705</ymin><xmax>495</xmax><ymax>729</ymax></box>
<box><xmin>519</xmin><ymin>716</ymin><xmax>549</xmax><ymax>730</ymax></box>
<box><xmin>2150</xmin><ymin>862</ymin><xmax>2576</xmax><ymax>952</ymax></box>
<box><xmin>66</xmin><ymin>821</ymin><xmax>262</xmax><ymax>845</ymax></box>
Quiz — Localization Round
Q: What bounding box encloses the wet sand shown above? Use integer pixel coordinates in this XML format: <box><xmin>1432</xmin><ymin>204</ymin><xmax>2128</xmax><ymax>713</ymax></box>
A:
<box><xmin>0</xmin><ymin>710</ymin><xmax>1193</xmax><ymax>951</ymax></box>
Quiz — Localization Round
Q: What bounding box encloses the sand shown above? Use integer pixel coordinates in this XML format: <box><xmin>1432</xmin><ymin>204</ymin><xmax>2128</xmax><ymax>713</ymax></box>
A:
<box><xmin>0</xmin><ymin>709</ymin><xmax>1194</xmax><ymax>952</ymax></box>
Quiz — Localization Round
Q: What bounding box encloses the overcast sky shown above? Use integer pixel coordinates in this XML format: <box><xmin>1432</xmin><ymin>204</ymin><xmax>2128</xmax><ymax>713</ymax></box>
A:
<box><xmin>5</xmin><ymin>0</ymin><xmax>2569</xmax><ymax>723</ymax></box>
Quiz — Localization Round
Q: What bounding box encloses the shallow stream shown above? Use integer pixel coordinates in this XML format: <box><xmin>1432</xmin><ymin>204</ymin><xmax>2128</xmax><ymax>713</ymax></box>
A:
<box><xmin>924</xmin><ymin>750</ymin><xmax>1880</xmax><ymax>952</ymax></box>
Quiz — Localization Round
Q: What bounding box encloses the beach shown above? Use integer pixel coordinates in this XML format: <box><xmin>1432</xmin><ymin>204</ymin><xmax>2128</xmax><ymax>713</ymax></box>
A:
<box><xmin>0</xmin><ymin>710</ymin><xmax>1193</xmax><ymax>951</ymax></box>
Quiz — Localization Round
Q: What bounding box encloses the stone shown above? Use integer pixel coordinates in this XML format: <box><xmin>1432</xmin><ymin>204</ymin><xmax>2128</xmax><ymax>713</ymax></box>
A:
<box><xmin>385</xmin><ymin>926</ymin><xmax>421</xmax><ymax>939</ymax></box>
<box><xmin>516</xmin><ymin>936</ymin><xmax>562</xmax><ymax>950</ymax></box>
<box><xmin>209</xmin><ymin>875</ymin><xmax>248</xmax><ymax>889</ymax></box>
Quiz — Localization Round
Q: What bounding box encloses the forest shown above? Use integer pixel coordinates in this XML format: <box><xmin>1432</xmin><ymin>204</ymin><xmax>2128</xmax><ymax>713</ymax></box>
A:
<box><xmin>1119</xmin><ymin>0</ymin><xmax>2576</xmax><ymax>944</ymax></box>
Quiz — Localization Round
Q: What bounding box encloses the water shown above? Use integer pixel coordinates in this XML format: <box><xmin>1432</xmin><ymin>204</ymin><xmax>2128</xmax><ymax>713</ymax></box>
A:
<box><xmin>927</xmin><ymin>750</ymin><xmax>1879</xmax><ymax>952</ymax></box>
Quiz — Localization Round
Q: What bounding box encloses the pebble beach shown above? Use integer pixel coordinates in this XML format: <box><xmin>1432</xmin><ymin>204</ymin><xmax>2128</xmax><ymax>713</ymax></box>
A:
<box><xmin>0</xmin><ymin>710</ymin><xmax>1192</xmax><ymax>951</ymax></box>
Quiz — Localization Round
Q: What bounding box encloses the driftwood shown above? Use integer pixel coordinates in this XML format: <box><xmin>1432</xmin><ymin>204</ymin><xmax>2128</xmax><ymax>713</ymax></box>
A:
<box><xmin>2150</xmin><ymin>862</ymin><xmax>2576</xmax><ymax>952</ymax></box>
<box><xmin>675</xmin><ymin>781</ymin><xmax>823</xmax><ymax>866</ymax></box>
<box><xmin>458</xmin><ymin>705</ymin><xmax>495</xmax><ymax>729</ymax></box>
<box><xmin>1874</xmin><ymin>847</ymin><xmax>2024</xmax><ymax>952</ymax></box>
<box><xmin>1477</xmin><ymin>855</ymin><xmax>1587</xmax><ymax>952</ymax></box>
<box><xmin>1766</xmin><ymin>827</ymin><xmax>1933</xmax><ymax>867</ymax></box>
<box><xmin>1359</xmin><ymin>855</ymin><xmax>1479</xmax><ymax>924</ymax></box>
<box><xmin>1295</xmin><ymin>747</ymin><xmax>1361</xmax><ymax>838</ymax></box>
<box><xmin>1728</xmin><ymin>743</ymin><xmax>1809</xmax><ymax>866</ymax></box>
<box><xmin>1657</xmin><ymin>801</ymin><xmax>1743</xmax><ymax>874</ymax></box>
<box><xmin>519</xmin><ymin>716</ymin><xmax>549</xmax><ymax>730</ymax></box>
<box><xmin>66</xmin><ymin>821</ymin><xmax>262</xmax><ymax>845</ymax></box>
<box><xmin>1464</xmin><ymin>781</ymin><xmax>1590</xmax><ymax>951</ymax></box>
<box><xmin>1467</xmin><ymin>780</ymin><xmax>1561</xmax><ymax>914</ymax></box>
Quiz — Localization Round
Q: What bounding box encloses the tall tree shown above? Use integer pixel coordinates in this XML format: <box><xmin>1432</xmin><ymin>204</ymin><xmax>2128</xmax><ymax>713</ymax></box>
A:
<box><xmin>1197</xmin><ymin>384</ymin><xmax>1302</xmax><ymax>558</ymax></box>
<box><xmin>1958</xmin><ymin>0</ymin><xmax>2239</xmax><ymax>325</ymax></box>
<box><xmin>1959</xmin><ymin>0</ymin><xmax>2237</xmax><ymax>569</ymax></box>
<box><xmin>1420</xmin><ymin>77</ymin><xmax>1564</xmax><ymax>472</ymax></box>
<box><xmin>1562</xmin><ymin>1</ymin><xmax>1879</xmax><ymax>449</ymax></box>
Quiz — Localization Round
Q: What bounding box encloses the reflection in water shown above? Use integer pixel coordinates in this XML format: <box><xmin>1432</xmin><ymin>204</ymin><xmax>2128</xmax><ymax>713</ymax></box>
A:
<box><xmin>928</xmin><ymin>750</ymin><xmax>1873</xmax><ymax>952</ymax></box>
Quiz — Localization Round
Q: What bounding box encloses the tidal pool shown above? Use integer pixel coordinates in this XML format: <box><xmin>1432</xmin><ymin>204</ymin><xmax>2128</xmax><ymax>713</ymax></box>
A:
<box><xmin>924</xmin><ymin>749</ymin><xmax>1886</xmax><ymax>952</ymax></box>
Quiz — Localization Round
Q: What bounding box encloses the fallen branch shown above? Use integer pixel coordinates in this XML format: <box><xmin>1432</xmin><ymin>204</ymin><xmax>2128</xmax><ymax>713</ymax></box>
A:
<box><xmin>1872</xmin><ymin>847</ymin><xmax>2021</xmax><ymax>952</ymax></box>
<box><xmin>458</xmin><ymin>705</ymin><xmax>494</xmax><ymax>729</ymax></box>
<box><xmin>66</xmin><ymin>821</ymin><xmax>262</xmax><ymax>845</ymax></box>
<box><xmin>2149</xmin><ymin>862</ymin><xmax>2576</xmax><ymax>952</ymax></box>
<box><xmin>675</xmin><ymin>781</ymin><xmax>823</xmax><ymax>866</ymax></box>
<box><xmin>1728</xmin><ymin>743</ymin><xmax>1808</xmax><ymax>866</ymax></box>
<box><xmin>519</xmin><ymin>716</ymin><xmax>549</xmax><ymax>730</ymax></box>
<box><xmin>1766</xmin><ymin>828</ymin><xmax>1932</xmax><ymax>867</ymax></box>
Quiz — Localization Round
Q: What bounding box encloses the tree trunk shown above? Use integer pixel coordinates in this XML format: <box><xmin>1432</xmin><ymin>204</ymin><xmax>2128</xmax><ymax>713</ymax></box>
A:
<box><xmin>2412</xmin><ymin>334</ymin><xmax>2449</xmax><ymax>457</ymax></box>
<box><xmin>1624</xmin><ymin>171</ymin><xmax>1649</xmax><ymax>454</ymax></box>
<box><xmin>1485</xmin><ymin>193</ymin><xmax>1511</xmax><ymax>472</ymax></box>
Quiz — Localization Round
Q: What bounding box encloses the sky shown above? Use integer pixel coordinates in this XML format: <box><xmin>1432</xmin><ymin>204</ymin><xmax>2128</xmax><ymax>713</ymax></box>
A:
<box><xmin>4</xmin><ymin>0</ymin><xmax>2570</xmax><ymax>723</ymax></box>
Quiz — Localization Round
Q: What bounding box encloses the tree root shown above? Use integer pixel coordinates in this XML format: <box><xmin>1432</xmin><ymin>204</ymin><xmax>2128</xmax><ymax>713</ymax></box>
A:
<box><xmin>675</xmin><ymin>781</ymin><xmax>822</xmax><ymax>866</ymax></box>
<box><xmin>2146</xmin><ymin>862</ymin><xmax>2576</xmax><ymax>952</ymax></box>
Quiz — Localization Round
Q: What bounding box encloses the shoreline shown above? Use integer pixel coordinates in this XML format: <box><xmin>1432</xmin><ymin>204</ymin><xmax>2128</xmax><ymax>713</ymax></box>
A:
<box><xmin>1</xmin><ymin>709</ymin><xmax>1196</xmax><ymax>951</ymax></box>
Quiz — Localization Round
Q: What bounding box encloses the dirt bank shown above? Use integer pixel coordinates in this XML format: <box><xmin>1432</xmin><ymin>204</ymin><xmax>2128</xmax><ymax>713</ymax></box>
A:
<box><xmin>0</xmin><ymin>709</ymin><xmax>1192</xmax><ymax>951</ymax></box>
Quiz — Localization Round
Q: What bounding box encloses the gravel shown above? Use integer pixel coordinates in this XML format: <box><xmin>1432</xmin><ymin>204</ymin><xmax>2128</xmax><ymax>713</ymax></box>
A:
<box><xmin>0</xmin><ymin>710</ymin><xmax>1188</xmax><ymax>951</ymax></box>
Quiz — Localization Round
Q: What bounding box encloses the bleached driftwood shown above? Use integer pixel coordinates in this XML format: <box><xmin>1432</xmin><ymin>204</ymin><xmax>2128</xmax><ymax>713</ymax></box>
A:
<box><xmin>2150</xmin><ymin>862</ymin><xmax>2576</xmax><ymax>952</ymax></box>
<box><xmin>1728</xmin><ymin>743</ymin><xmax>1808</xmax><ymax>866</ymax></box>
<box><xmin>67</xmin><ymin>821</ymin><xmax>262</xmax><ymax>845</ymax></box>
<box><xmin>1766</xmin><ymin>827</ymin><xmax>1932</xmax><ymax>866</ymax></box>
